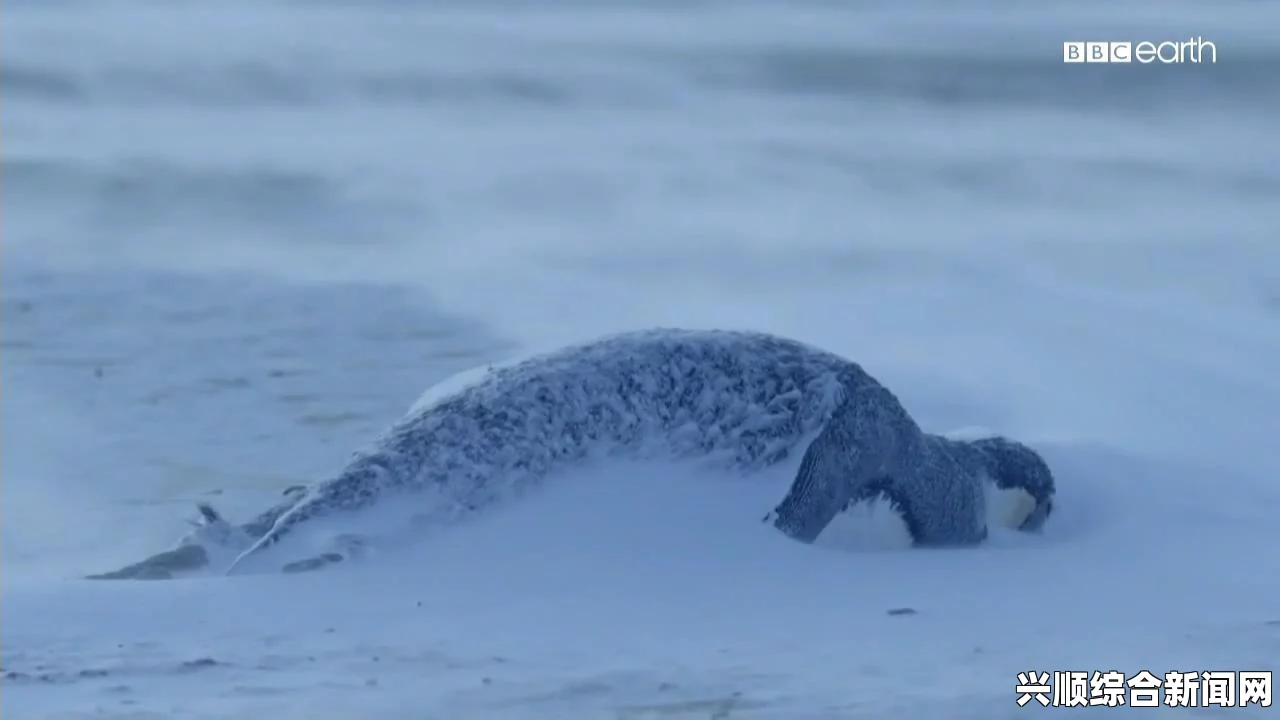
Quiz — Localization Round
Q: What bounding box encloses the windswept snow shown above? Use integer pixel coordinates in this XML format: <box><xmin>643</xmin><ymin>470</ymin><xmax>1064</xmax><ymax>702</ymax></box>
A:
<box><xmin>3</xmin><ymin>0</ymin><xmax>1278</xmax><ymax>717</ymax></box>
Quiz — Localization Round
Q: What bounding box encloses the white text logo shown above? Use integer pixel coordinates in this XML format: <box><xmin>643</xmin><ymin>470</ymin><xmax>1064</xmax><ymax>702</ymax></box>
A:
<box><xmin>1062</xmin><ymin>38</ymin><xmax>1217</xmax><ymax>64</ymax></box>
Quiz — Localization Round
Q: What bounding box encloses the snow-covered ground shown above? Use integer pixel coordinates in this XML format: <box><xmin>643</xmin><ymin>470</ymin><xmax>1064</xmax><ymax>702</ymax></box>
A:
<box><xmin>3</xmin><ymin>1</ymin><xmax>1278</xmax><ymax>717</ymax></box>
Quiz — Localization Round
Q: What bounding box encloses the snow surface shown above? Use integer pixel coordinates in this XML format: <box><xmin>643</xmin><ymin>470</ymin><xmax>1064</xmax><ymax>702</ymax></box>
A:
<box><xmin>3</xmin><ymin>0</ymin><xmax>1279</xmax><ymax>718</ymax></box>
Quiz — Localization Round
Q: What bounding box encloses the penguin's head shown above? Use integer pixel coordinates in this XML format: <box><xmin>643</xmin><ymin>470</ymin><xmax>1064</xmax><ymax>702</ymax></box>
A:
<box><xmin>967</xmin><ymin>436</ymin><xmax>1056</xmax><ymax>532</ymax></box>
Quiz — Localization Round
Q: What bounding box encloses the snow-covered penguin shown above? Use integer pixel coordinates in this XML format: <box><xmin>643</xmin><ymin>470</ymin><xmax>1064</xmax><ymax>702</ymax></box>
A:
<box><xmin>89</xmin><ymin>328</ymin><xmax>1055</xmax><ymax>579</ymax></box>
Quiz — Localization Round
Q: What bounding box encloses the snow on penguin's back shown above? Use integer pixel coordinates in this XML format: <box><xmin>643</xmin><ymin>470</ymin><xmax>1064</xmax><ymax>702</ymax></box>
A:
<box><xmin>405</xmin><ymin>359</ymin><xmax>513</xmax><ymax>419</ymax></box>
<box><xmin>222</xmin><ymin>329</ymin><xmax>868</xmax><ymax>574</ymax></box>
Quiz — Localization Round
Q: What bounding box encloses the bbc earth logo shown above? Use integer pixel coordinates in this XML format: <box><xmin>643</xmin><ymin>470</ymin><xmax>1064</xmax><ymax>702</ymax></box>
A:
<box><xmin>1063</xmin><ymin>37</ymin><xmax>1217</xmax><ymax>64</ymax></box>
